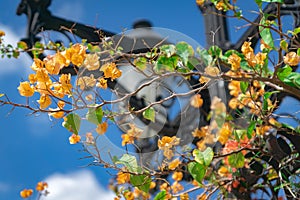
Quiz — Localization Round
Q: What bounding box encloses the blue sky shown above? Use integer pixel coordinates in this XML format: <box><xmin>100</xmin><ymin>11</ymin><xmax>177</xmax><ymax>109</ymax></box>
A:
<box><xmin>0</xmin><ymin>1</ymin><xmax>299</xmax><ymax>200</ymax></box>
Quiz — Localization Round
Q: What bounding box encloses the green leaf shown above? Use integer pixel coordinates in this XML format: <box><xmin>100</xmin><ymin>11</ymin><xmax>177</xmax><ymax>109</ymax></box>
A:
<box><xmin>263</xmin><ymin>91</ymin><xmax>279</xmax><ymax>114</ymax></box>
<box><xmin>261</xmin><ymin>0</ymin><xmax>283</xmax><ymax>3</ymax></box>
<box><xmin>143</xmin><ymin>107</ymin><xmax>155</xmax><ymax>122</ymax></box>
<box><xmin>193</xmin><ymin>147</ymin><xmax>214</xmax><ymax>166</ymax></box>
<box><xmin>155</xmin><ymin>55</ymin><xmax>178</xmax><ymax>72</ymax></box>
<box><xmin>280</xmin><ymin>40</ymin><xmax>288</xmax><ymax>52</ymax></box>
<box><xmin>130</xmin><ymin>174</ymin><xmax>151</xmax><ymax>193</ymax></box>
<box><xmin>134</xmin><ymin>57</ymin><xmax>147</xmax><ymax>71</ymax></box>
<box><xmin>255</xmin><ymin>0</ymin><xmax>262</xmax><ymax>8</ymax></box>
<box><xmin>228</xmin><ymin>152</ymin><xmax>245</xmax><ymax>168</ymax></box>
<box><xmin>62</xmin><ymin>113</ymin><xmax>81</xmax><ymax>135</ymax></box>
<box><xmin>188</xmin><ymin>162</ymin><xmax>206</xmax><ymax>184</ymax></box>
<box><xmin>208</xmin><ymin>45</ymin><xmax>222</xmax><ymax>58</ymax></box>
<box><xmin>160</xmin><ymin>44</ymin><xmax>176</xmax><ymax>57</ymax></box>
<box><xmin>86</xmin><ymin>106</ymin><xmax>103</xmax><ymax>125</ymax></box>
<box><xmin>277</xmin><ymin>65</ymin><xmax>292</xmax><ymax>80</ymax></box>
<box><xmin>176</xmin><ymin>42</ymin><xmax>194</xmax><ymax>65</ymax></box>
<box><xmin>17</xmin><ymin>41</ymin><xmax>28</xmax><ymax>50</ymax></box>
<box><xmin>240</xmin><ymin>81</ymin><xmax>249</xmax><ymax>94</ymax></box>
<box><xmin>259</xmin><ymin>15</ymin><xmax>274</xmax><ymax>49</ymax></box>
<box><xmin>154</xmin><ymin>190</ymin><xmax>166</xmax><ymax>200</ymax></box>
<box><xmin>247</xmin><ymin>121</ymin><xmax>256</xmax><ymax>139</ymax></box>
<box><xmin>198</xmin><ymin>48</ymin><xmax>213</xmax><ymax>66</ymax></box>
<box><xmin>116</xmin><ymin>154</ymin><xmax>139</xmax><ymax>173</ymax></box>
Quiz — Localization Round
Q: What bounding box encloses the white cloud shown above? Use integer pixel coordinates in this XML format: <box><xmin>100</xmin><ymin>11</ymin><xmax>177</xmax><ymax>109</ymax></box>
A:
<box><xmin>0</xmin><ymin>24</ymin><xmax>32</xmax><ymax>76</ymax></box>
<box><xmin>43</xmin><ymin>170</ymin><xmax>115</xmax><ymax>200</ymax></box>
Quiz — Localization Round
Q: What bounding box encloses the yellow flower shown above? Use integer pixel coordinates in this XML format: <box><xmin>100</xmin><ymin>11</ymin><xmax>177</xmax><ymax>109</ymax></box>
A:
<box><xmin>228</xmin><ymin>53</ymin><xmax>241</xmax><ymax>71</ymax></box>
<box><xmin>196</xmin><ymin>0</ymin><xmax>205</xmax><ymax>6</ymax></box>
<box><xmin>69</xmin><ymin>134</ymin><xmax>81</xmax><ymax>144</ymax></box>
<box><xmin>60</xmin><ymin>74</ymin><xmax>72</xmax><ymax>94</ymax></box>
<box><xmin>190</xmin><ymin>94</ymin><xmax>203</xmax><ymax>108</ymax></box>
<box><xmin>31</xmin><ymin>58</ymin><xmax>44</xmax><ymax>71</ymax></box>
<box><xmin>284</xmin><ymin>51</ymin><xmax>300</xmax><ymax>66</ymax></box>
<box><xmin>96</xmin><ymin>77</ymin><xmax>107</xmax><ymax>89</ymax></box>
<box><xmin>218</xmin><ymin>123</ymin><xmax>232</xmax><ymax>145</ymax></box>
<box><xmin>228</xmin><ymin>98</ymin><xmax>240</xmax><ymax>109</ymax></box>
<box><xmin>158</xmin><ymin>136</ymin><xmax>180</xmax><ymax>149</ymax></box>
<box><xmin>18</xmin><ymin>81</ymin><xmax>35</xmax><ymax>97</ymax></box>
<box><xmin>192</xmin><ymin>127</ymin><xmax>207</xmax><ymax>138</ymax></box>
<box><xmin>124</xmin><ymin>191</ymin><xmax>134</xmax><ymax>200</ymax></box>
<box><xmin>169</xmin><ymin>158</ymin><xmax>181</xmax><ymax>170</ymax></box>
<box><xmin>28</xmin><ymin>74</ymin><xmax>37</xmax><ymax>84</ymax></box>
<box><xmin>180</xmin><ymin>193</ymin><xmax>189</xmax><ymax>200</ymax></box>
<box><xmin>44</xmin><ymin>54</ymin><xmax>64</xmax><ymax>75</ymax></box>
<box><xmin>210</xmin><ymin>96</ymin><xmax>226</xmax><ymax>115</ymax></box>
<box><xmin>216</xmin><ymin>2</ymin><xmax>225</xmax><ymax>10</ymax></box>
<box><xmin>171</xmin><ymin>181</ymin><xmax>184</xmax><ymax>194</ymax></box>
<box><xmin>36</xmin><ymin>68</ymin><xmax>50</xmax><ymax>83</ymax></box>
<box><xmin>116</xmin><ymin>172</ymin><xmax>130</xmax><ymax>184</ymax></box>
<box><xmin>255</xmin><ymin>52</ymin><xmax>267</xmax><ymax>66</ymax></box>
<box><xmin>76</xmin><ymin>74</ymin><xmax>96</xmax><ymax>90</ymax></box>
<box><xmin>36</xmin><ymin>182</ymin><xmax>48</xmax><ymax>191</ymax></box>
<box><xmin>64</xmin><ymin>44</ymin><xmax>86</xmax><ymax>66</ymax></box>
<box><xmin>218</xmin><ymin>166</ymin><xmax>229</xmax><ymax>177</ymax></box>
<box><xmin>172</xmin><ymin>171</ymin><xmax>183</xmax><ymax>181</ymax></box>
<box><xmin>35</xmin><ymin>81</ymin><xmax>52</xmax><ymax>95</ymax></box>
<box><xmin>241</xmin><ymin>41</ymin><xmax>256</xmax><ymax>67</ymax></box>
<box><xmin>121</xmin><ymin>124</ymin><xmax>143</xmax><ymax>146</ymax></box>
<box><xmin>199</xmin><ymin>65</ymin><xmax>220</xmax><ymax>83</ymax></box>
<box><xmin>100</xmin><ymin>62</ymin><xmax>122</xmax><ymax>80</ymax></box>
<box><xmin>48</xmin><ymin>108</ymin><xmax>65</xmax><ymax>119</ymax></box>
<box><xmin>228</xmin><ymin>80</ymin><xmax>241</xmax><ymax>97</ymax></box>
<box><xmin>0</xmin><ymin>30</ymin><xmax>5</xmax><ymax>37</ymax></box>
<box><xmin>37</xmin><ymin>94</ymin><xmax>52</xmax><ymax>109</ymax></box>
<box><xmin>20</xmin><ymin>189</ymin><xmax>33</xmax><ymax>198</ymax></box>
<box><xmin>96</xmin><ymin>122</ymin><xmax>108</xmax><ymax>135</ymax></box>
<box><xmin>83</xmin><ymin>53</ymin><xmax>100</xmax><ymax>70</ymax></box>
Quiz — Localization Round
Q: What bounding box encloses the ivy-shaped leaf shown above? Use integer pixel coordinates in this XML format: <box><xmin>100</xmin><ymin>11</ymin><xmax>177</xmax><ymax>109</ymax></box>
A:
<box><xmin>143</xmin><ymin>107</ymin><xmax>155</xmax><ymax>122</ymax></box>
<box><xmin>134</xmin><ymin>57</ymin><xmax>147</xmax><ymax>71</ymax></box>
<box><xmin>259</xmin><ymin>14</ymin><xmax>274</xmax><ymax>49</ymax></box>
<box><xmin>130</xmin><ymin>175</ymin><xmax>151</xmax><ymax>193</ymax></box>
<box><xmin>86</xmin><ymin>106</ymin><xmax>103</xmax><ymax>125</ymax></box>
<box><xmin>154</xmin><ymin>190</ymin><xmax>166</xmax><ymax>200</ymax></box>
<box><xmin>228</xmin><ymin>152</ymin><xmax>245</xmax><ymax>168</ymax></box>
<box><xmin>176</xmin><ymin>42</ymin><xmax>194</xmax><ymax>65</ymax></box>
<box><xmin>115</xmin><ymin>154</ymin><xmax>140</xmax><ymax>173</ymax></box>
<box><xmin>193</xmin><ymin>147</ymin><xmax>214</xmax><ymax>166</ymax></box>
<box><xmin>188</xmin><ymin>162</ymin><xmax>206</xmax><ymax>184</ymax></box>
<box><xmin>240</xmin><ymin>81</ymin><xmax>249</xmax><ymax>94</ymax></box>
<box><xmin>62</xmin><ymin>113</ymin><xmax>81</xmax><ymax>135</ymax></box>
<box><xmin>160</xmin><ymin>44</ymin><xmax>176</xmax><ymax>57</ymax></box>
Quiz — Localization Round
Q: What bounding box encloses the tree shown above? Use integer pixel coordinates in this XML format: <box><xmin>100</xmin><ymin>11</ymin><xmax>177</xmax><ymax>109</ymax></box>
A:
<box><xmin>1</xmin><ymin>0</ymin><xmax>300</xmax><ymax>199</ymax></box>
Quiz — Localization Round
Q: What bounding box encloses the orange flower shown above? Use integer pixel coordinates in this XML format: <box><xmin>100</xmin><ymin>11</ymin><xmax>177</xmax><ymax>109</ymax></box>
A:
<box><xmin>255</xmin><ymin>52</ymin><xmax>267</xmax><ymax>66</ymax></box>
<box><xmin>60</xmin><ymin>74</ymin><xmax>72</xmax><ymax>94</ymax></box>
<box><xmin>190</xmin><ymin>94</ymin><xmax>203</xmax><ymax>108</ymax></box>
<box><xmin>31</xmin><ymin>58</ymin><xmax>44</xmax><ymax>71</ymax></box>
<box><xmin>76</xmin><ymin>74</ymin><xmax>96</xmax><ymax>90</ymax></box>
<box><xmin>180</xmin><ymin>193</ymin><xmax>189</xmax><ymax>200</ymax></box>
<box><xmin>158</xmin><ymin>136</ymin><xmax>180</xmax><ymax>159</ymax></box>
<box><xmin>48</xmin><ymin>108</ymin><xmax>65</xmax><ymax>119</ymax></box>
<box><xmin>96</xmin><ymin>77</ymin><xmax>107</xmax><ymax>89</ymax></box>
<box><xmin>100</xmin><ymin>62</ymin><xmax>122</xmax><ymax>80</ymax></box>
<box><xmin>169</xmin><ymin>158</ymin><xmax>181</xmax><ymax>170</ymax></box>
<box><xmin>0</xmin><ymin>30</ymin><xmax>5</xmax><ymax>37</ymax></box>
<box><xmin>96</xmin><ymin>122</ymin><xmax>108</xmax><ymax>135</ymax></box>
<box><xmin>64</xmin><ymin>43</ymin><xmax>86</xmax><ymax>66</ymax></box>
<box><xmin>36</xmin><ymin>68</ymin><xmax>50</xmax><ymax>83</ymax></box>
<box><xmin>121</xmin><ymin>124</ymin><xmax>143</xmax><ymax>146</ymax></box>
<box><xmin>198</xmin><ymin>193</ymin><xmax>207</xmax><ymax>200</ymax></box>
<box><xmin>241</xmin><ymin>41</ymin><xmax>256</xmax><ymax>67</ymax></box>
<box><xmin>20</xmin><ymin>189</ymin><xmax>33</xmax><ymax>198</ymax></box>
<box><xmin>69</xmin><ymin>134</ymin><xmax>81</xmax><ymax>144</ymax></box>
<box><xmin>44</xmin><ymin>54</ymin><xmax>64</xmax><ymax>75</ymax></box>
<box><xmin>200</xmin><ymin>65</ymin><xmax>220</xmax><ymax>83</ymax></box>
<box><xmin>218</xmin><ymin>166</ymin><xmax>230</xmax><ymax>177</ymax></box>
<box><xmin>18</xmin><ymin>81</ymin><xmax>35</xmax><ymax>97</ymax></box>
<box><xmin>228</xmin><ymin>53</ymin><xmax>241</xmax><ymax>71</ymax></box>
<box><xmin>171</xmin><ymin>181</ymin><xmax>184</xmax><ymax>194</ymax></box>
<box><xmin>28</xmin><ymin>74</ymin><xmax>37</xmax><ymax>84</ymax></box>
<box><xmin>228</xmin><ymin>80</ymin><xmax>241</xmax><ymax>97</ymax></box>
<box><xmin>192</xmin><ymin>127</ymin><xmax>207</xmax><ymax>138</ymax></box>
<box><xmin>37</xmin><ymin>94</ymin><xmax>52</xmax><ymax>109</ymax></box>
<box><xmin>36</xmin><ymin>182</ymin><xmax>48</xmax><ymax>191</ymax></box>
<box><xmin>196</xmin><ymin>0</ymin><xmax>205</xmax><ymax>6</ymax></box>
<box><xmin>83</xmin><ymin>53</ymin><xmax>100</xmax><ymax>70</ymax></box>
<box><xmin>123</xmin><ymin>191</ymin><xmax>134</xmax><ymax>200</ymax></box>
<box><xmin>116</xmin><ymin>171</ymin><xmax>130</xmax><ymax>184</ymax></box>
<box><xmin>172</xmin><ymin>171</ymin><xmax>183</xmax><ymax>181</ymax></box>
<box><xmin>284</xmin><ymin>51</ymin><xmax>300</xmax><ymax>66</ymax></box>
